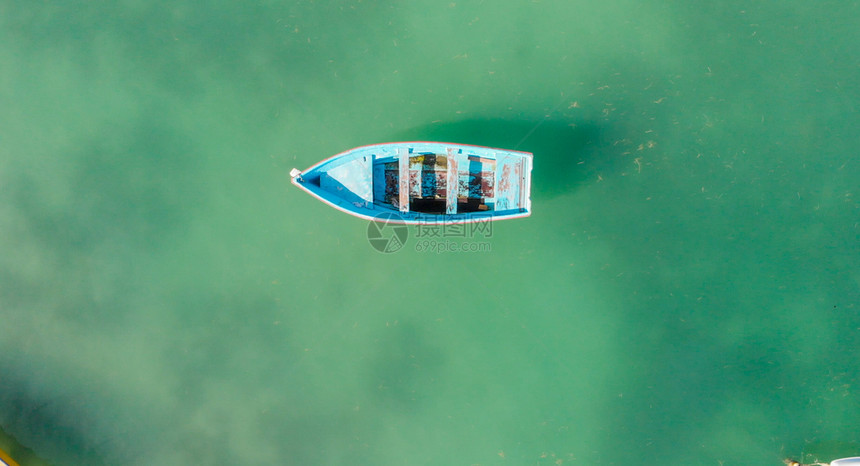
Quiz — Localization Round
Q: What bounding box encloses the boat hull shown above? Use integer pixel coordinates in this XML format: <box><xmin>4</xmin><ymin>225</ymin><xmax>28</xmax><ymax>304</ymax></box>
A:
<box><xmin>291</xmin><ymin>142</ymin><xmax>532</xmax><ymax>225</ymax></box>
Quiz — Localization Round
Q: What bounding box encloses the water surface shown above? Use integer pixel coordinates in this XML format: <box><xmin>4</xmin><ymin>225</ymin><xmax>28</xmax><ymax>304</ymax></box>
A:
<box><xmin>1</xmin><ymin>1</ymin><xmax>858</xmax><ymax>464</ymax></box>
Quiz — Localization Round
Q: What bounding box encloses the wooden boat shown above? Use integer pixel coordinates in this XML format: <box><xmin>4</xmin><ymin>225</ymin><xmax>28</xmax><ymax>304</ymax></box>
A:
<box><xmin>290</xmin><ymin>142</ymin><xmax>532</xmax><ymax>224</ymax></box>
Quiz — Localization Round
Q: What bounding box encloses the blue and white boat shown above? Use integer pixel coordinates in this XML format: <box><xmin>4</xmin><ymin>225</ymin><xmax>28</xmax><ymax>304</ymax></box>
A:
<box><xmin>290</xmin><ymin>142</ymin><xmax>532</xmax><ymax>224</ymax></box>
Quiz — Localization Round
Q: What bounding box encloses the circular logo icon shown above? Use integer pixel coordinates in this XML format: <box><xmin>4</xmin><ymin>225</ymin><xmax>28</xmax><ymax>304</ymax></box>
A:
<box><xmin>367</xmin><ymin>212</ymin><xmax>408</xmax><ymax>253</ymax></box>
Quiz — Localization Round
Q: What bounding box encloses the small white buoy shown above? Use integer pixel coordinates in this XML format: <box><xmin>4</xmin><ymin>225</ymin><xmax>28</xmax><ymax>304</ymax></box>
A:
<box><xmin>290</xmin><ymin>168</ymin><xmax>302</xmax><ymax>178</ymax></box>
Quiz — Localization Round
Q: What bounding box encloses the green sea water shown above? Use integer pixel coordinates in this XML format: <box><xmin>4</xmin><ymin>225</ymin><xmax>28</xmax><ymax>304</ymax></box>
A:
<box><xmin>1</xmin><ymin>1</ymin><xmax>858</xmax><ymax>465</ymax></box>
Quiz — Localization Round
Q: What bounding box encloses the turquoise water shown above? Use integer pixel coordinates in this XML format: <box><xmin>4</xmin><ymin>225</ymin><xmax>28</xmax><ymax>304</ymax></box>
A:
<box><xmin>1</xmin><ymin>1</ymin><xmax>858</xmax><ymax>465</ymax></box>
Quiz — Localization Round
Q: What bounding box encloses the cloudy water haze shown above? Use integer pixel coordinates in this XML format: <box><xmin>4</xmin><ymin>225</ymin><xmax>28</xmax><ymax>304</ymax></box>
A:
<box><xmin>1</xmin><ymin>1</ymin><xmax>859</xmax><ymax>465</ymax></box>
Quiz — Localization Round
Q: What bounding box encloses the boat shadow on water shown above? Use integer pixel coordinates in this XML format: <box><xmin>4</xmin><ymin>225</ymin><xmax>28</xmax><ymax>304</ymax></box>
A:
<box><xmin>396</xmin><ymin>118</ymin><xmax>617</xmax><ymax>200</ymax></box>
